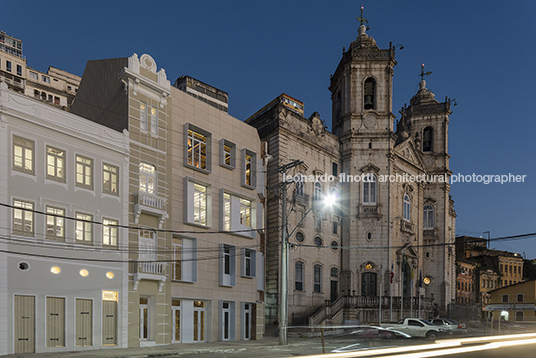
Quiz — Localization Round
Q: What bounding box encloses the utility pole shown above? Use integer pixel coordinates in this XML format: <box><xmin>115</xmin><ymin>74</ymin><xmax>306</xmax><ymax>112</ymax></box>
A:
<box><xmin>269</xmin><ymin>160</ymin><xmax>302</xmax><ymax>346</ymax></box>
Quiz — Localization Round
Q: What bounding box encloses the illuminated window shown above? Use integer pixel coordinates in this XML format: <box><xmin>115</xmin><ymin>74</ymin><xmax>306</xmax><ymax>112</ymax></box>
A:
<box><xmin>241</xmin><ymin>149</ymin><xmax>257</xmax><ymax>188</ymax></box>
<box><xmin>76</xmin><ymin>155</ymin><xmax>93</xmax><ymax>189</ymax></box>
<box><xmin>185</xmin><ymin>124</ymin><xmax>211</xmax><ymax>171</ymax></box>
<box><xmin>220</xmin><ymin>191</ymin><xmax>257</xmax><ymax>235</ymax></box>
<box><xmin>139</xmin><ymin>163</ymin><xmax>155</xmax><ymax>194</ymax></box>
<box><xmin>240</xmin><ymin>199</ymin><xmax>251</xmax><ymax>227</ymax></box>
<box><xmin>185</xmin><ymin>178</ymin><xmax>211</xmax><ymax>227</ymax></box>
<box><xmin>172</xmin><ymin>236</ymin><xmax>197</xmax><ymax>282</ymax></box>
<box><xmin>103</xmin><ymin>218</ymin><xmax>118</xmax><ymax>247</ymax></box>
<box><xmin>103</xmin><ymin>163</ymin><xmax>119</xmax><ymax>195</ymax></box>
<box><xmin>193</xmin><ymin>184</ymin><xmax>207</xmax><ymax>225</ymax></box>
<box><xmin>149</xmin><ymin>106</ymin><xmax>158</xmax><ymax>135</ymax></box>
<box><xmin>46</xmin><ymin>206</ymin><xmax>65</xmax><ymax>241</ymax></box>
<box><xmin>46</xmin><ymin>146</ymin><xmax>65</xmax><ymax>182</ymax></box>
<box><xmin>140</xmin><ymin>103</ymin><xmax>147</xmax><ymax>130</ymax></box>
<box><xmin>13</xmin><ymin>135</ymin><xmax>34</xmax><ymax>174</ymax></box>
<box><xmin>220</xmin><ymin>139</ymin><xmax>236</xmax><ymax>168</ymax></box>
<box><xmin>13</xmin><ymin>199</ymin><xmax>34</xmax><ymax>236</ymax></box>
<box><xmin>102</xmin><ymin>290</ymin><xmax>118</xmax><ymax>301</ymax></box>
<box><xmin>75</xmin><ymin>212</ymin><xmax>93</xmax><ymax>244</ymax></box>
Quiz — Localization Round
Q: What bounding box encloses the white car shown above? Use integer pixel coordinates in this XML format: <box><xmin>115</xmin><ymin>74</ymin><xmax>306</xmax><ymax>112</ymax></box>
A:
<box><xmin>431</xmin><ymin>318</ymin><xmax>467</xmax><ymax>334</ymax></box>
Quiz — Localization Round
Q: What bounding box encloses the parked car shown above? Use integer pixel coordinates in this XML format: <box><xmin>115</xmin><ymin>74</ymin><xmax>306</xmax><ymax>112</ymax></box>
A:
<box><xmin>381</xmin><ymin>318</ymin><xmax>451</xmax><ymax>340</ymax></box>
<box><xmin>350</xmin><ymin>326</ymin><xmax>412</xmax><ymax>340</ymax></box>
<box><xmin>431</xmin><ymin>318</ymin><xmax>467</xmax><ymax>334</ymax></box>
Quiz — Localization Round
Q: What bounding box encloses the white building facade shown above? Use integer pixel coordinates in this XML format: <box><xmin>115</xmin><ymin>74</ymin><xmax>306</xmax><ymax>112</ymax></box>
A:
<box><xmin>0</xmin><ymin>81</ymin><xmax>130</xmax><ymax>355</ymax></box>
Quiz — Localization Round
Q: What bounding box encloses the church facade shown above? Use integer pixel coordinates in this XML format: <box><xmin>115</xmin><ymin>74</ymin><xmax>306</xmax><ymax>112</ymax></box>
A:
<box><xmin>247</xmin><ymin>23</ymin><xmax>456</xmax><ymax>328</ymax></box>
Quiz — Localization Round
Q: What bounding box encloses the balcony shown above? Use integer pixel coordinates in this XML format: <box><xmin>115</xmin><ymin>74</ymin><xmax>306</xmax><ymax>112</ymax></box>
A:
<box><xmin>132</xmin><ymin>261</ymin><xmax>166</xmax><ymax>292</ymax></box>
<box><xmin>401</xmin><ymin>220</ymin><xmax>415</xmax><ymax>235</ymax></box>
<box><xmin>0</xmin><ymin>71</ymin><xmax>24</xmax><ymax>91</ymax></box>
<box><xmin>133</xmin><ymin>190</ymin><xmax>168</xmax><ymax>229</ymax></box>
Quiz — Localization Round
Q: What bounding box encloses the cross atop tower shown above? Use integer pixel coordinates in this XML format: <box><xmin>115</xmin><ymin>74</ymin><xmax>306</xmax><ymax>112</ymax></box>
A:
<box><xmin>420</xmin><ymin>63</ymin><xmax>432</xmax><ymax>81</ymax></box>
<box><xmin>356</xmin><ymin>5</ymin><xmax>368</xmax><ymax>26</ymax></box>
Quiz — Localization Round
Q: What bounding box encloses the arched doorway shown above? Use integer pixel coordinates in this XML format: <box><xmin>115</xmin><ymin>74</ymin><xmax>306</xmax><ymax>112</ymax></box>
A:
<box><xmin>516</xmin><ymin>311</ymin><xmax>524</xmax><ymax>322</ymax></box>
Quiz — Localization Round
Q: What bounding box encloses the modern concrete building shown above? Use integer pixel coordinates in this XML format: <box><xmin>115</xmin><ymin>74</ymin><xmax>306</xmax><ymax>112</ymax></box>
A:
<box><xmin>247</xmin><ymin>22</ymin><xmax>456</xmax><ymax>328</ymax></box>
<box><xmin>0</xmin><ymin>81</ymin><xmax>130</xmax><ymax>355</ymax></box>
<box><xmin>168</xmin><ymin>77</ymin><xmax>265</xmax><ymax>343</ymax></box>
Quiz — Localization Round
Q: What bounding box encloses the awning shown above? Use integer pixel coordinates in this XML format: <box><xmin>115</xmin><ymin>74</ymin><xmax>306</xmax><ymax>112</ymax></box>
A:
<box><xmin>484</xmin><ymin>303</ymin><xmax>536</xmax><ymax>311</ymax></box>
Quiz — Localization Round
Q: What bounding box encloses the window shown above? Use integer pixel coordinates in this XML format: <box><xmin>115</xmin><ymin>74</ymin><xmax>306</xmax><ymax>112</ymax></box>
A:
<box><xmin>149</xmin><ymin>106</ymin><xmax>158</xmax><ymax>135</ymax></box>
<box><xmin>13</xmin><ymin>199</ymin><xmax>34</xmax><ymax>236</ymax></box>
<box><xmin>46</xmin><ymin>146</ymin><xmax>65</xmax><ymax>182</ymax></box>
<box><xmin>332</xmin><ymin>221</ymin><xmax>338</xmax><ymax>235</ymax></box>
<box><xmin>220</xmin><ymin>191</ymin><xmax>256</xmax><ymax>237</ymax></box>
<box><xmin>48</xmin><ymin>94</ymin><xmax>52</xmax><ymax>102</ymax></box>
<box><xmin>103</xmin><ymin>163</ymin><xmax>119</xmax><ymax>195</ymax></box>
<box><xmin>140</xmin><ymin>103</ymin><xmax>147</xmax><ymax>131</ymax></box>
<box><xmin>242</xmin><ymin>149</ymin><xmax>257</xmax><ymax>188</ymax></box>
<box><xmin>330</xmin><ymin>241</ymin><xmax>338</xmax><ymax>250</ymax></box>
<box><xmin>423</xmin><ymin>127</ymin><xmax>433</xmax><ymax>152</ymax></box>
<box><xmin>517</xmin><ymin>294</ymin><xmax>524</xmax><ymax>302</ymax></box>
<box><xmin>315</xmin><ymin>215</ymin><xmax>321</xmax><ymax>231</ymax></box>
<box><xmin>76</xmin><ymin>155</ymin><xmax>93</xmax><ymax>189</ymax></box>
<box><xmin>13</xmin><ymin>135</ymin><xmax>34</xmax><ymax>174</ymax></box>
<box><xmin>29</xmin><ymin>71</ymin><xmax>38</xmax><ymax>80</ymax></box>
<box><xmin>75</xmin><ymin>213</ymin><xmax>93</xmax><ymax>244</ymax></box>
<box><xmin>314</xmin><ymin>264</ymin><xmax>322</xmax><ymax>293</ymax></box>
<box><xmin>363</xmin><ymin>174</ymin><xmax>376</xmax><ymax>205</ymax></box>
<box><xmin>6</xmin><ymin>60</ymin><xmax>11</xmax><ymax>72</ymax></box>
<box><xmin>502</xmin><ymin>294</ymin><xmax>509</xmax><ymax>303</ymax></box>
<box><xmin>295</xmin><ymin>180</ymin><xmax>304</xmax><ymax>196</ymax></box>
<box><xmin>314</xmin><ymin>236</ymin><xmax>323</xmax><ymax>247</ymax></box>
<box><xmin>423</xmin><ymin>204</ymin><xmax>434</xmax><ymax>230</ymax></box>
<box><xmin>331</xmin><ymin>267</ymin><xmax>339</xmax><ymax>278</ymax></box>
<box><xmin>139</xmin><ymin>162</ymin><xmax>157</xmax><ymax>194</ymax></box>
<box><xmin>54</xmin><ymin>96</ymin><xmax>60</xmax><ymax>105</ymax></box>
<box><xmin>219</xmin><ymin>244</ymin><xmax>236</xmax><ymax>287</ymax></box>
<box><xmin>403</xmin><ymin>194</ymin><xmax>411</xmax><ymax>221</ymax></box>
<box><xmin>172</xmin><ymin>236</ymin><xmax>197</xmax><ymax>282</ymax></box>
<box><xmin>185</xmin><ymin>124</ymin><xmax>211</xmax><ymax>171</ymax></box>
<box><xmin>102</xmin><ymin>219</ymin><xmax>118</xmax><ymax>247</ymax></box>
<box><xmin>296</xmin><ymin>232</ymin><xmax>305</xmax><ymax>243</ymax></box>
<box><xmin>42</xmin><ymin>75</ymin><xmax>50</xmax><ymax>83</ymax></box>
<box><xmin>364</xmin><ymin>78</ymin><xmax>376</xmax><ymax>110</ymax></box>
<box><xmin>220</xmin><ymin>139</ymin><xmax>236</xmax><ymax>168</ymax></box>
<box><xmin>295</xmin><ymin>261</ymin><xmax>304</xmax><ymax>291</ymax></box>
<box><xmin>241</xmin><ymin>248</ymin><xmax>256</xmax><ymax>278</ymax></box>
<box><xmin>332</xmin><ymin>162</ymin><xmax>339</xmax><ymax>176</ymax></box>
<box><xmin>16</xmin><ymin>64</ymin><xmax>22</xmax><ymax>76</ymax></box>
<box><xmin>185</xmin><ymin>178</ymin><xmax>211</xmax><ymax>227</ymax></box>
<box><xmin>46</xmin><ymin>206</ymin><xmax>64</xmax><ymax>241</ymax></box>
<box><xmin>314</xmin><ymin>182</ymin><xmax>322</xmax><ymax>200</ymax></box>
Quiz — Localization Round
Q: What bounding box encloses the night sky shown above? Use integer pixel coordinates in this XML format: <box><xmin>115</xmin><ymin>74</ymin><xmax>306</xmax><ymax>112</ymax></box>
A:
<box><xmin>4</xmin><ymin>0</ymin><xmax>536</xmax><ymax>256</ymax></box>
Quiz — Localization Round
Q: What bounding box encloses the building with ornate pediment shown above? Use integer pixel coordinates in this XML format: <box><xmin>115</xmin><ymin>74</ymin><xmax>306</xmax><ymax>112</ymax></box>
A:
<box><xmin>247</xmin><ymin>22</ymin><xmax>456</xmax><ymax>328</ymax></box>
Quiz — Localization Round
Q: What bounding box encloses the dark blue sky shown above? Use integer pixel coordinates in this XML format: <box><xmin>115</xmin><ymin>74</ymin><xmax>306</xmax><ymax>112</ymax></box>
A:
<box><xmin>5</xmin><ymin>1</ymin><xmax>536</xmax><ymax>256</ymax></box>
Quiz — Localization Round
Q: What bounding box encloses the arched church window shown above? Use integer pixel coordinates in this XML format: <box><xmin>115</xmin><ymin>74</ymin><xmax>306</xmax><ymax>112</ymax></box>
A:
<box><xmin>363</xmin><ymin>174</ymin><xmax>376</xmax><ymax>205</ymax></box>
<box><xmin>364</xmin><ymin>78</ymin><xmax>376</xmax><ymax>110</ymax></box>
<box><xmin>423</xmin><ymin>127</ymin><xmax>433</xmax><ymax>152</ymax></box>
<box><xmin>314</xmin><ymin>182</ymin><xmax>322</xmax><ymax>200</ymax></box>
<box><xmin>423</xmin><ymin>204</ymin><xmax>434</xmax><ymax>230</ymax></box>
<box><xmin>403</xmin><ymin>194</ymin><xmax>411</xmax><ymax>221</ymax></box>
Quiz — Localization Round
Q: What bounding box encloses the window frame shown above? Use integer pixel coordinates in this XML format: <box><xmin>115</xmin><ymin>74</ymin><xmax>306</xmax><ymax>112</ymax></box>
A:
<box><xmin>13</xmin><ymin>135</ymin><xmax>35</xmax><ymax>175</ymax></box>
<box><xmin>172</xmin><ymin>235</ymin><xmax>198</xmax><ymax>283</ymax></box>
<box><xmin>219</xmin><ymin>243</ymin><xmax>236</xmax><ymax>287</ymax></box>
<box><xmin>139</xmin><ymin>162</ymin><xmax>156</xmax><ymax>194</ymax></box>
<box><xmin>102</xmin><ymin>218</ymin><xmax>119</xmax><ymax>247</ymax></box>
<box><xmin>364</xmin><ymin>77</ymin><xmax>376</xmax><ymax>110</ymax></box>
<box><xmin>241</xmin><ymin>148</ymin><xmax>257</xmax><ymax>189</ymax></box>
<box><xmin>423</xmin><ymin>126</ymin><xmax>434</xmax><ymax>152</ymax></box>
<box><xmin>241</xmin><ymin>248</ymin><xmax>257</xmax><ymax>278</ymax></box>
<box><xmin>502</xmin><ymin>294</ymin><xmax>509</xmax><ymax>303</ymax></box>
<box><xmin>46</xmin><ymin>146</ymin><xmax>65</xmax><ymax>182</ymax></box>
<box><xmin>403</xmin><ymin>194</ymin><xmax>411</xmax><ymax>221</ymax></box>
<box><xmin>517</xmin><ymin>294</ymin><xmax>524</xmax><ymax>302</ymax></box>
<box><xmin>314</xmin><ymin>264</ymin><xmax>322</xmax><ymax>293</ymax></box>
<box><xmin>140</xmin><ymin>102</ymin><xmax>148</xmax><ymax>131</ymax></box>
<box><xmin>423</xmin><ymin>204</ymin><xmax>434</xmax><ymax>230</ymax></box>
<box><xmin>220</xmin><ymin>190</ymin><xmax>256</xmax><ymax>238</ymax></box>
<box><xmin>295</xmin><ymin>261</ymin><xmax>304</xmax><ymax>291</ymax></box>
<box><xmin>219</xmin><ymin>139</ymin><xmax>236</xmax><ymax>169</ymax></box>
<box><xmin>75</xmin><ymin>212</ymin><xmax>93</xmax><ymax>245</ymax></box>
<box><xmin>362</xmin><ymin>174</ymin><xmax>377</xmax><ymax>205</ymax></box>
<box><xmin>185</xmin><ymin>177</ymin><xmax>212</xmax><ymax>228</ymax></box>
<box><xmin>75</xmin><ymin>154</ymin><xmax>94</xmax><ymax>190</ymax></box>
<box><xmin>103</xmin><ymin>163</ymin><xmax>119</xmax><ymax>195</ymax></box>
<box><xmin>46</xmin><ymin>206</ymin><xmax>65</xmax><ymax>241</ymax></box>
<box><xmin>184</xmin><ymin>123</ymin><xmax>212</xmax><ymax>173</ymax></box>
<box><xmin>13</xmin><ymin>199</ymin><xmax>34</xmax><ymax>236</ymax></box>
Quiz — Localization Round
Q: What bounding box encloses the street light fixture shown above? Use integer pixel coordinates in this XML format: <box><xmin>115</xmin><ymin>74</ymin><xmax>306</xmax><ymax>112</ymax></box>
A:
<box><xmin>279</xmin><ymin>187</ymin><xmax>338</xmax><ymax>346</ymax></box>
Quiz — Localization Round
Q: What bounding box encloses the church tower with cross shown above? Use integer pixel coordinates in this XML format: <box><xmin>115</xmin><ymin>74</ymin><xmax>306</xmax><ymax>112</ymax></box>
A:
<box><xmin>328</xmin><ymin>8</ymin><xmax>456</xmax><ymax>315</ymax></box>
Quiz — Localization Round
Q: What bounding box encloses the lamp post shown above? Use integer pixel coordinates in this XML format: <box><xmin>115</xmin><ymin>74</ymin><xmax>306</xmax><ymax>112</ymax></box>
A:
<box><xmin>278</xmin><ymin>174</ymin><xmax>338</xmax><ymax>346</ymax></box>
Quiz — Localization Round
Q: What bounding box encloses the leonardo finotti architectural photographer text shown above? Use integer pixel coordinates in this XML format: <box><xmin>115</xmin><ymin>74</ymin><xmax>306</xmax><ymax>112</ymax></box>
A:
<box><xmin>283</xmin><ymin>173</ymin><xmax>527</xmax><ymax>184</ymax></box>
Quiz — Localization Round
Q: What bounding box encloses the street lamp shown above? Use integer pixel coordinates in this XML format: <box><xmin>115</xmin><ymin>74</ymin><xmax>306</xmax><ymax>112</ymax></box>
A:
<box><xmin>279</xmin><ymin>188</ymin><xmax>338</xmax><ymax>345</ymax></box>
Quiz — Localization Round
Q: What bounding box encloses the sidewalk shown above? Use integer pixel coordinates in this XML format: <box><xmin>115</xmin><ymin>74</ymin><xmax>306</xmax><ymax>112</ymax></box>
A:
<box><xmin>6</xmin><ymin>337</ymin><xmax>302</xmax><ymax>358</ymax></box>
